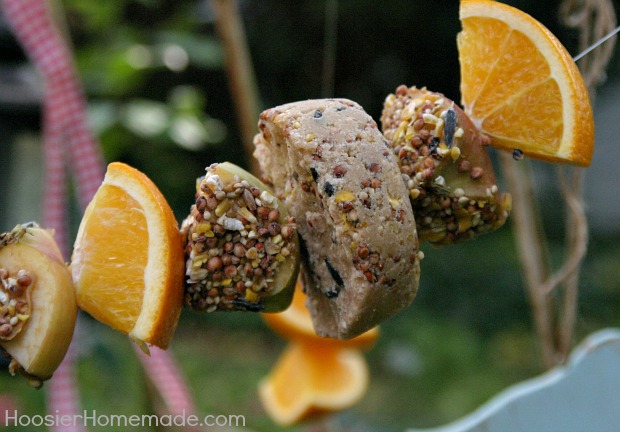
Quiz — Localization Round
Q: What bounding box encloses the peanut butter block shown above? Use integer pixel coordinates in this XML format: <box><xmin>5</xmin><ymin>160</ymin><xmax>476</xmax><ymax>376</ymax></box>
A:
<box><xmin>254</xmin><ymin>99</ymin><xmax>420</xmax><ymax>339</ymax></box>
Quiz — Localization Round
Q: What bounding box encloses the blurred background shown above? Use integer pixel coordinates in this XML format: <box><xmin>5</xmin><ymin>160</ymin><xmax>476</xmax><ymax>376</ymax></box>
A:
<box><xmin>1</xmin><ymin>0</ymin><xmax>620</xmax><ymax>430</ymax></box>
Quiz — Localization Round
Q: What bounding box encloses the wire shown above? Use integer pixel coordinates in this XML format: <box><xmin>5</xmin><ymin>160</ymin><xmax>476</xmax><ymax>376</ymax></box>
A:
<box><xmin>573</xmin><ymin>24</ymin><xmax>620</xmax><ymax>62</ymax></box>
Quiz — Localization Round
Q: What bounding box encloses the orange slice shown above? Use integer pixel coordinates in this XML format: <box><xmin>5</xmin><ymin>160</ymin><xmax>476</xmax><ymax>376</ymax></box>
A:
<box><xmin>262</xmin><ymin>280</ymin><xmax>379</xmax><ymax>349</ymax></box>
<box><xmin>71</xmin><ymin>162</ymin><xmax>184</xmax><ymax>349</ymax></box>
<box><xmin>258</xmin><ymin>342</ymin><xmax>369</xmax><ymax>426</ymax></box>
<box><xmin>458</xmin><ymin>0</ymin><xmax>594</xmax><ymax>166</ymax></box>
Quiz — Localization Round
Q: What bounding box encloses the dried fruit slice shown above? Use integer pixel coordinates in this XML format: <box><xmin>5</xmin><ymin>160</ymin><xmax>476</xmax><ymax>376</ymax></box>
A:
<box><xmin>382</xmin><ymin>86</ymin><xmax>511</xmax><ymax>245</ymax></box>
<box><xmin>0</xmin><ymin>224</ymin><xmax>77</xmax><ymax>386</ymax></box>
<box><xmin>458</xmin><ymin>0</ymin><xmax>594</xmax><ymax>166</ymax></box>
<box><xmin>258</xmin><ymin>342</ymin><xmax>369</xmax><ymax>426</ymax></box>
<box><xmin>182</xmin><ymin>162</ymin><xmax>299</xmax><ymax>313</ymax></box>
<box><xmin>262</xmin><ymin>280</ymin><xmax>378</xmax><ymax>349</ymax></box>
<box><xmin>72</xmin><ymin>162</ymin><xmax>184</xmax><ymax>349</ymax></box>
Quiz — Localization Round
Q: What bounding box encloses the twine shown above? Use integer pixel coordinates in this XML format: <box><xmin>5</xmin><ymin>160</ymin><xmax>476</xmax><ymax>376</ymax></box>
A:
<box><xmin>550</xmin><ymin>0</ymin><xmax>616</xmax><ymax>358</ymax></box>
<box><xmin>542</xmin><ymin>0</ymin><xmax>617</xmax><ymax>299</ymax></box>
<box><xmin>561</xmin><ymin>0</ymin><xmax>617</xmax><ymax>91</ymax></box>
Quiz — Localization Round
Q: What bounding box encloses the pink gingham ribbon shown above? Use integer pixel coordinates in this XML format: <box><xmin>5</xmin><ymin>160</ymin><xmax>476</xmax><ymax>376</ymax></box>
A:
<box><xmin>1</xmin><ymin>1</ymin><xmax>199</xmax><ymax>431</ymax></box>
<box><xmin>2</xmin><ymin>0</ymin><xmax>104</xmax><ymax>257</ymax></box>
<box><xmin>134</xmin><ymin>346</ymin><xmax>200</xmax><ymax>422</ymax></box>
<box><xmin>2</xmin><ymin>1</ymin><xmax>100</xmax><ymax>431</ymax></box>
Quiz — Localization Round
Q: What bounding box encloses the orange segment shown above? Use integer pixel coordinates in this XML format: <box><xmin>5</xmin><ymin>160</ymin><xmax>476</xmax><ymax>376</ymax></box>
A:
<box><xmin>458</xmin><ymin>0</ymin><xmax>594</xmax><ymax>166</ymax></box>
<box><xmin>71</xmin><ymin>162</ymin><xmax>184</xmax><ymax>349</ymax></box>
<box><xmin>262</xmin><ymin>280</ymin><xmax>379</xmax><ymax>349</ymax></box>
<box><xmin>74</xmin><ymin>186</ymin><xmax>146</xmax><ymax>332</ymax></box>
<box><xmin>258</xmin><ymin>342</ymin><xmax>369</xmax><ymax>426</ymax></box>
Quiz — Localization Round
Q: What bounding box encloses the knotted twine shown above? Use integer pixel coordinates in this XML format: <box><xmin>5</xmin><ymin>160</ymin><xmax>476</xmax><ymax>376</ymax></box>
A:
<box><xmin>1</xmin><ymin>0</ymin><xmax>198</xmax><ymax>430</ymax></box>
<box><xmin>500</xmin><ymin>0</ymin><xmax>616</xmax><ymax>367</ymax></box>
<box><xmin>553</xmin><ymin>0</ymin><xmax>616</xmax><ymax>357</ymax></box>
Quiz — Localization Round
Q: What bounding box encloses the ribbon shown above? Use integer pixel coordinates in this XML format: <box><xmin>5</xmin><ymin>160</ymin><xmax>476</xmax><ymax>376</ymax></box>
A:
<box><xmin>2</xmin><ymin>0</ymin><xmax>105</xmax><ymax>257</ymax></box>
<box><xmin>1</xmin><ymin>1</ymin><xmax>199</xmax><ymax>430</ymax></box>
<box><xmin>134</xmin><ymin>345</ymin><xmax>200</xmax><ymax>424</ymax></box>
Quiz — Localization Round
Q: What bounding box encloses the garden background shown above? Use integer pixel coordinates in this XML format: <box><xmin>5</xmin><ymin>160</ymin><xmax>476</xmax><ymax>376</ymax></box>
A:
<box><xmin>1</xmin><ymin>0</ymin><xmax>620</xmax><ymax>430</ymax></box>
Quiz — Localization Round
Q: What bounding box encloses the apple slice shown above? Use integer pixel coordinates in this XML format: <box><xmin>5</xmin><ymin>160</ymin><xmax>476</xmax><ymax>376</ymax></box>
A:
<box><xmin>0</xmin><ymin>224</ymin><xmax>77</xmax><ymax>387</ymax></box>
<box><xmin>182</xmin><ymin>162</ymin><xmax>300</xmax><ymax>313</ymax></box>
<box><xmin>381</xmin><ymin>86</ymin><xmax>512</xmax><ymax>245</ymax></box>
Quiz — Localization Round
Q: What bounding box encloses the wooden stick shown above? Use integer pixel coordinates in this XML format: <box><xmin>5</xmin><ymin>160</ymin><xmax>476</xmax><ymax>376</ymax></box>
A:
<box><xmin>213</xmin><ymin>0</ymin><xmax>261</xmax><ymax>175</ymax></box>
<box><xmin>557</xmin><ymin>168</ymin><xmax>586</xmax><ymax>358</ymax></box>
<box><xmin>500</xmin><ymin>153</ymin><xmax>557</xmax><ymax>369</ymax></box>
<box><xmin>321</xmin><ymin>0</ymin><xmax>338</xmax><ymax>98</ymax></box>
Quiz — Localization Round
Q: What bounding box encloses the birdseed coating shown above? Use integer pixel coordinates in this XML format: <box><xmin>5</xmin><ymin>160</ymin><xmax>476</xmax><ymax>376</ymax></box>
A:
<box><xmin>0</xmin><ymin>269</ymin><xmax>33</xmax><ymax>340</ymax></box>
<box><xmin>381</xmin><ymin>86</ymin><xmax>511</xmax><ymax>246</ymax></box>
<box><xmin>0</xmin><ymin>226</ymin><xmax>33</xmax><ymax>341</ymax></box>
<box><xmin>254</xmin><ymin>98</ymin><xmax>420</xmax><ymax>339</ymax></box>
<box><xmin>182</xmin><ymin>164</ymin><xmax>298</xmax><ymax>312</ymax></box>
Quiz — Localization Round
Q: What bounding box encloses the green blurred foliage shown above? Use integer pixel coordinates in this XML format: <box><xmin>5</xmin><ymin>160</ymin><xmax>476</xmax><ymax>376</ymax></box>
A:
<box><xmin>62</xmin><ymin>0</ymin><xmax>244</xmax><ymax>222</ymax></box>
<box><xmin>2</xmin><ymin>0</ymin><xmax>620</xmax><ymax>431</ymax></box>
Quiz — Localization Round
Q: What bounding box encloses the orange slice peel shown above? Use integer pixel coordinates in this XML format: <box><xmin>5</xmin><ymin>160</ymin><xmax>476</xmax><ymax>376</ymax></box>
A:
<box><xmin>71</xmin><ymin>162</ymin><xmax>184</xmax><ymax>349</ymax></box>
<box><xmin>258</xmin><ymin>342</ymin><xmax>369</xmax><ymax>426</ymax></box>
<box><xmin>259</xmin><ymin>280</ymin><xmax>377</xmax><ymax>425</ymax></box>
<box><xmin>458</xmin><ymin>0</ymin><xmax>594</xmax><ymax>166</ymax></box>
